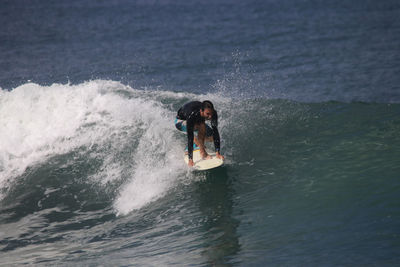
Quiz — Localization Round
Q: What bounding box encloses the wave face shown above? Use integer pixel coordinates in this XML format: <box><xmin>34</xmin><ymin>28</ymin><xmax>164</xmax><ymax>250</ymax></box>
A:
<box><xmin>1</xmin><ymin>80</ymin><xmax>400</xmax><ymax>265</ymax></box>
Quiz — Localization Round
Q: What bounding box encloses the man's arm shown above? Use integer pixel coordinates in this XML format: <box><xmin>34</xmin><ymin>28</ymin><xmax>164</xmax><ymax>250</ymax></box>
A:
<box><xmin>211</xmin><ymin>112</ymin><xmax>221</xmax><ymax>152</ymax></box>
<box><xmin>187</xmin><ymin>119</ymin><xmax>195</xmax><ymax>165</ymax></box>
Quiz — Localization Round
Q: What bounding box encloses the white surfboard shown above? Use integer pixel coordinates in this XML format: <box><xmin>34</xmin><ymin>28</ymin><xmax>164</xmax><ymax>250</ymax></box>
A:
<box><xmin>184</xmin><ymin>149</ymin><xmax>224</xmax><ymax>170</ymax></box>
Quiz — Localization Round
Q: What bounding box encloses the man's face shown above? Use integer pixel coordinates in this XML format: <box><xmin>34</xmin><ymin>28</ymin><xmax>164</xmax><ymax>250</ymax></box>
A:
<box><xmin>201</xmin><ymin>108</ymin><xmax>213</xmax><ymax>120</ymax></box>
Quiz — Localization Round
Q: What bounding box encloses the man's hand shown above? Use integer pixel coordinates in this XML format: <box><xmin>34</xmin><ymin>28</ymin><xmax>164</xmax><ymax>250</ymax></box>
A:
<box><xmin>216</xmin><ymin>151</ymin><xmax>225</xmax><ymax>160</ymax></box>
<box><xmin>188</xmin><ymin>159</ymin><xmax>195</xmax><ymax>167</ymax></box>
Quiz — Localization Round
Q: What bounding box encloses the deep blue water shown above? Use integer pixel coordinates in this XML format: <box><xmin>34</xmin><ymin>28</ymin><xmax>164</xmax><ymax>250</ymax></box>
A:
<box><xmin>1</xmin><ymin>0</ymin><xmax>400</xmax><ymax>266</ymax></box>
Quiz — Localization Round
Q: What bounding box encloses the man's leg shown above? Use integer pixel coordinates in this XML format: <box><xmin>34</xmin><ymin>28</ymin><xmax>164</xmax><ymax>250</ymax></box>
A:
<box><xmin>193</xmin><ymin>134</ymin><xmax>212</xmax><ymax>146</ymax></box>
<box><xmin>195</xmin><ymin>123</ymin><xmax>212</xmax><ymax>159</ymax></box>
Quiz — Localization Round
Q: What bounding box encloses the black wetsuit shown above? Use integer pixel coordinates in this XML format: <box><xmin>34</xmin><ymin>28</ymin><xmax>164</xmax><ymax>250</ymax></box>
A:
<box><xmin>176</xmin><ymin>101</ymin><xmax>221</xmax><ymax>160</ymax></box>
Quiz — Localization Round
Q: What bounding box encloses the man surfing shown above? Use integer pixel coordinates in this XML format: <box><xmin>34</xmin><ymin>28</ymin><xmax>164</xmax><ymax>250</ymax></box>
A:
<box><xmin>175</xmin><ymin>100</ymin><xmax>224</xmax><ymax>167</ymax></box>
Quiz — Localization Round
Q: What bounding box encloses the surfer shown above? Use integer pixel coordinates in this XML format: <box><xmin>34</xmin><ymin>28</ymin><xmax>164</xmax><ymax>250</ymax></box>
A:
<box><xmin>175</xmin><ymin>100</ymin><xmax>224</xmax><ymax>167</ymax></box>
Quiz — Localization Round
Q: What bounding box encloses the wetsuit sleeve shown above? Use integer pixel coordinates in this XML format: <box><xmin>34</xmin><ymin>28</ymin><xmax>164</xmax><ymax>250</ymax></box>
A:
<box><xmin>211</xmin><ymin>112</ymin><xmax>221</xmax><ymax>152</ymax></box>
<box><xmin>187</xmin><ymin>118</ymin><xmax>195</xmax><ymax>160</ymax></box>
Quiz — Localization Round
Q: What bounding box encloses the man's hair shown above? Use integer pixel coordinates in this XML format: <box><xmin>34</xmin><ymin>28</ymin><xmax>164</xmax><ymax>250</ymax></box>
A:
<box><xmin>201</xmin><ymin>100</ymin><xmax>214</xmax><ymax>111</ymax></box>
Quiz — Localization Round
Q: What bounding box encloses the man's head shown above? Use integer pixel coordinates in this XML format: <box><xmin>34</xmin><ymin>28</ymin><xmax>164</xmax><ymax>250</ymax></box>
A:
<box><xmin>200</xmin><ymin>100</ymin><xmax>214</xmax><ymax>120</ymax></box>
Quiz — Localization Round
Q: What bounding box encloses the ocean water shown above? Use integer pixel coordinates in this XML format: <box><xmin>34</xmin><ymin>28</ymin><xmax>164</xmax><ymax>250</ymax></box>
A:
<box><xmin>1</xmin><ymin>0</ymin><xmax>400</xmax><ymax>266</ymax></box>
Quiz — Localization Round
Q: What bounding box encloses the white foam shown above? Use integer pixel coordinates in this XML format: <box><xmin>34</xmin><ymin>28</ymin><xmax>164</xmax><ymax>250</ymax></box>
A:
<box><xmin>113</xmin><ymin>101</ymin><xmax>186</xmax><ymax>215</ymax></box>
<box><xmin>0</xmin><ymin>81</ymin><xmax>136</xmax><ymax>182</ymax></box>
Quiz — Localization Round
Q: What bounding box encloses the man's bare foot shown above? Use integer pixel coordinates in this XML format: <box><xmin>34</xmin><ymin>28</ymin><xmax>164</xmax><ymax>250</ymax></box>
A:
<box><xmin>201</xmin><ymin>151</ymin><xmax>212</xmax><ymax>160</ymax></box>
<box><xmin>216</xmin><ymin>152</ymin><xmax>225</xmax><ymax>160</ymax></box>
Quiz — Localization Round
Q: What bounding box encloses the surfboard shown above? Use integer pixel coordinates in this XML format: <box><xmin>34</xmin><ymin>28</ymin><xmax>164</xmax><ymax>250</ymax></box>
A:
<box><xmin>184</xmin><ymin>149</ymin><xmax>224</xmax><ymax>170</ymax></box>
